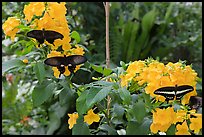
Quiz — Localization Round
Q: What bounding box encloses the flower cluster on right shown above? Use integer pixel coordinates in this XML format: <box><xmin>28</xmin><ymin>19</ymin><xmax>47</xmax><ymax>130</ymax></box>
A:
<box><xmin>120</xmin><ymin>58</ymin><xmax>201</xmax><ymax>135</ymax></box>
<box><xmin>120</xmin><ymin>59</ymin><xmax>198</xmax><ymax>104</ymax></box>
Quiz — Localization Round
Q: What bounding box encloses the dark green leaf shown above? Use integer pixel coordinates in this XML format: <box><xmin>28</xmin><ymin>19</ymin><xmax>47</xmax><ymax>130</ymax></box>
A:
<box><xmin>46</xmin><ymin>110</ymin><xmax>61</xmax><ymax>135</ymax></box>
<box><xmin>76</xmin><ymin>89</ymin><xmax>90</xmax><ymax>115</ymax></box>
<box><xmin>89</xmin><ymin>86</ymin><xmax>112</xmax><ymax>106</ymax></box>
<box><xmin>132</xmin><ymin>100</ymin><xmax>146</xmax><ymax>123</ymax></box>
<box><xmin>32</xmin><ymin>81</ymin><xmax>56</xmax><ymax>107</ymax></box>
<box><xmin>72</xmin><ymin>115</ymin><xmax>90</xmax><ymax>135</ymax></box>
<box><xmin>76</xmin><ymin>86</ymin><xmax>112</xmax><ymax>114</ymax></box>
<box><xmin>118</xmin><ymin>87</ymin><xmax>131</xmax><ymax>105</ymax></box>
<box><xmin>166</xmin><ymin>124</ymin><xmax>175</xmax><ymax>135</ymax></box>
<box><xmin>126</xmin><ymin>117</ymin><xmax>152</xmax><ymax>135</ymax></box>
<box><xmin>99</xmin><ymin>124</ymin><xmax>117</xmax><ymax>135</ymax></box>
<box><xmin>34</xmin><ymin>61</ymin><xmax>45</xmax><ymax>84</ymax></box>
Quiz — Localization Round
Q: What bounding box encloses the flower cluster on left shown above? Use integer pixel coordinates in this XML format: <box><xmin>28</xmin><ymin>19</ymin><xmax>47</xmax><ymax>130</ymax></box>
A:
<box><xmin>2</xmin><ymin>2</ymin><xmax>86</xmax><ymax>78</ymax></box>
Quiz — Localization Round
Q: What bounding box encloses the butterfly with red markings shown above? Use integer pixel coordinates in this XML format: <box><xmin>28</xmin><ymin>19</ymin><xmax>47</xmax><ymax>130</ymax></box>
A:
<box><xmin>44</xmin><ymin>55</ymin><xmax>87</xmax><ymax>77</ymax></box>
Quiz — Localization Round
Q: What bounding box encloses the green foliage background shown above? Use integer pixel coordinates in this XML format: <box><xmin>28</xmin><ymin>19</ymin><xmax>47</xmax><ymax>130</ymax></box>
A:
<box><xmin>2</xmin><ymin>2</ymin><xmax>202</xmax><ymax>135</ymax></box>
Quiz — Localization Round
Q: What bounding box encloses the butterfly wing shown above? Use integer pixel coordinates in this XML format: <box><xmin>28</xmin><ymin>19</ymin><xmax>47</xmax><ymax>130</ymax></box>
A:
<box><xmin>44</xmin><ymin>56</ymin><xmax>67</xmax><ymax>67</ymax></box>
<box><xmin>175</xmin><ymin>85</ymin><xmax>194</xmax><ymax>100</ymax></box>
<box><xmin>154</xmin><ymin>86</ymin><xmax>176</xmax><ymax>100</ymax></box>
<box><xmin>65</xmin><ymin>55</ymin><xmax>87</xmax><ymax>65</ymax></box>
<box><xmin>44</xmin><ymin>30</ymin><xmax>64</xmax><ymax>44</ymax></box>
<box><xmin>65</xmin><ymin>55</ymin><xmax>87</xmax><ymax>73</ymax></box>
<box><xmin>27</xmin><ymin>30</ymin><xmax>44</xmax><ymax>44</ymax></box>
<box><xmin>189</xmin><ymin>96</ymin><xmax>202</xmax><ymax>110</ymax></box>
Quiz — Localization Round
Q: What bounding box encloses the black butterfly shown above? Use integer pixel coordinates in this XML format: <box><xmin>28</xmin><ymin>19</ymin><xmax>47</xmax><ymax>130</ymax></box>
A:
<box><xmin>154</xmin><ymin>85</ymin><xmax>194</xmax><ymax>101</ymax></box>
<box><xmin>44</xmin><ymin>55</ymin><xmax>87</xmax><ymax>77</ymax></box>
<box><xmin>27</xmin><ymin>29</ymin><xmax>63</xmax><ymax>47</ymax></box>
<box><xmin>189</xmin><ymin>96</ymin><xmax>202</xmax><ymax>110</ymax></box>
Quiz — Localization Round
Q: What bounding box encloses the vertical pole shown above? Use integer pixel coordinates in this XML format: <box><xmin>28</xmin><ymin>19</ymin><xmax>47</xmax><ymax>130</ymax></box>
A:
<box><xmin>105</xmin><ymin>2</ymin><xmax>111</xmax><ymax>118</ymax></box>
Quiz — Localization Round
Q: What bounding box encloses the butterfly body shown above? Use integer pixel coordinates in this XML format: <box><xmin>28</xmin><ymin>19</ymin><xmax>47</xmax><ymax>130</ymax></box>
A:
<box><xmin>154</xmin><ymin>85</ymin><xmax>194</xmax><ymax>101</ymax></box>
<box><xmin>44</xmin><ymin>55</ymin><xmax>87</xmax><ymax>77</ymax></box>
<box><xmin>27</xmin><ymin>29</ymin><xmax>63</xmax><ymax>46</ymax></box>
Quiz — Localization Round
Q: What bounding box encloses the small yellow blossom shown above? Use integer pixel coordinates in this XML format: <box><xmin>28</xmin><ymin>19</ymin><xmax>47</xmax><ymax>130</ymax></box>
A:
<box><xmin>150</xmin><ymin>107</ymin><xmax>175</xmax><ymax>134</ymax></box>
<box><xmin>23</xmin><ymin>2</ymin><xmax>45</xmax><ymax>23</ymax></box>
<box><xmin>84</xmin><ymin>109</ymin><xmax>100</xmax><ymax>125</ymax></box>
<box><xmin>173</xmin><ymin>109</ymin><xmax>188</xmax><ymax>124</ymax></box>
<box><xmin>52</xmin><ymin>67</ymin><xmax>61</xmax><ymax>78</ymax></box>
<box><xmin>71</xmin><ymin>45</ymin><xmax>85</xmax><ymax>55</ymax></box>
<box><xmin>175</xmin><ymin>120</ymin><xmax>191</xmax><ymax>135</ymax></box>
<box><xmin>189</xmin><ymin>114</ymin><xmax>202</xmax><ymax>134</ymax></box>
<box><xmin>2</xmin><ymin>17</ymin><xmax>21</xmax><ymax>41</ymax></box>
<box><xmin>68</xmin><ymin>113</ymin><xmax>79</xmax><ymax>129</ymax></box>
<box><xmin>64</xmin><ymin>66</ymin><xmax>71</xmax><ymax>76</ymax></box>
<box><xmin>22</xmin><ymin>59</ymin><xmax>29</xmax><ymax>64</ymax></box>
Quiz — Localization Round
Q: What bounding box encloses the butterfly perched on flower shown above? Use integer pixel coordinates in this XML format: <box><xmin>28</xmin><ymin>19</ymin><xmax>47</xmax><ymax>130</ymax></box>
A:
<box><xmin>27</xmin><ymin>29</ymin><xmax>63</xmax><ymax>47</ymax></box>
<box><xmin>154</xmin><ymin>85</ymin><xmax>194</xmax><ymax>101</ymax></box>
<box><xmin>44</xmin><ymin>55</ymin><xmax>87</xmax><ymax>77</ymax></box>
<box><xmin>189</xmin><ymin>96</ymin><xmax>202</xmax><ymax>110</ymax></box>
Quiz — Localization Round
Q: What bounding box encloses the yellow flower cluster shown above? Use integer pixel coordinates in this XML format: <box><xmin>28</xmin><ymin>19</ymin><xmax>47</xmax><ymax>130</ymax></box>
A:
<box><xmin>2</xmin><ymin>17</ymin><xmax>21</xmax><ymax>41</ymax></box>
<box><xmin>24</xmin><ymin>2</ymin><xmax>71</xmax><ymax>50</ymax></box>
<box><xmin>23</xmin><ymin>2</ymin><xmax>86</xmax><ymax>77</ymax></box>
<box><xmin>67</xmin><ymin>109</ymin><xmax>100</xmax><ymax>129</ymax></box>
<box><xmin>23</xmin><ymin>2</ymin><xmax>45</xmax><ymax>23</ymax></box>
<box><xmin>120</xmin><ymin>59</ymin><xmax>198</xmax><ymax>104</ymax></box>
<box><xmin>150</xmin><ymin>107</ymin><xmax>202</xmax><ymax>135</ymax></box>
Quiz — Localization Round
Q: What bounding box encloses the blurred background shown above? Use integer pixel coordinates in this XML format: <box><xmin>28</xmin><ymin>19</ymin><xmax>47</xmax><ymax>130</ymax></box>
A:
<box><xmin>2</xmin><ymin>2</ymin><xmax>202</xmax><ymax>135</ymax></box>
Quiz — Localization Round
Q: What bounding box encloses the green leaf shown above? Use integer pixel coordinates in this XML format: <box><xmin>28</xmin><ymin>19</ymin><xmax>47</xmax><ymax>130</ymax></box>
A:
<box><xmin>34</xmin><ymin>61</ymin><xmax>45</xmax><ymax>84</ymax></box>
<box><xmin>2</xmin><ymin>59</ymin><xmax>25</xmax><ymax>74</ymax></box>
<box><xmin>91</xmin><ymin>64</ymin><xmax>103</xmax><ymax>74</ymax></box>
<box><xmin>99</xmin><ymin>124</ymin><xmax>117</xmax><ymax>135</ymax></box>
<box><xmin>72</xmin><ymin>115</ymin><xmax>90</xmax><ymax>135</ymax></box>
<box><xmin>46</xmin><ymin>110</ymin><xmax>61</xmax><ymax>135</ymax></box>
<box><xmin>132</xmin><ymin>100</ymin><xmax>146</xmax><ymax>123</ymax></box>
<box><xmin>126</xmin><ymin>117</ymin><xmax>152</xmax><ymax>135</ymax></box>
<box><xmin>88</xmin><ymin>86</ymin><xmax>112</xmax><ymax>107</ymax></box>
<box><xmin>103</xmin><ymin>67</ymin><xmax>112</xmax><ymax>76</ymax></box>
<box><xmin>70</xmin><ymin>31</ymin><xmax>81</xmax><ymax>43</ymax></box>
<box><xmin>76</xmin><ymin>86</ymin><xmax>112</xmax><ymax>114</ymax></box>
<box><xmin>76</xmin><ymin>89</ymin><xmax>90</xmax><ymax>115</ymax></box>
<box><xmin>166</xmin><ymin>124</ymin><xmax>175</xmax><ymax>135</ymax></box>
<box><xmin>32</xmin><ymin>81</ymin><xmax>56</xmax><ymax>107</ymax></box>
<box><xmin>118</xmin><ymin>87</ymin><xmax>131</xmax><ymax>105</ymax></box>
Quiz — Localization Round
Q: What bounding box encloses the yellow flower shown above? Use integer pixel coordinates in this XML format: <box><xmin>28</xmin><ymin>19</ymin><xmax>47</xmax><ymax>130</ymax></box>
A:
<box><xmin>64</xmin><ymin>66</ymin><xmax>71</xmax><ymax>76</ymax></box>
<box><xmin>84</xmin><ymin>109</ymin><xmax>100</xmax><ymax>125</ymax></box>
<box><xmin>22</xmin><ymin>59</ymin><xmax>29</xmax><ymax>64</ymax></box>
<box><xmin>173</xmin><ymin>109</ymin><xmax>188</xmax><ymax>124</ymax></box>
<box><xmin>175</xmin><ymin>120</ymin><xmax>191</xmax><ymax>135</ymax></box>
<box><xmin>52</xmin><ymin>67</ymin><xmax>61</xmax><ymax>78</ymax></box>
<box><xmin>189</xmin><ymin>114</ymin><xmax>202</xmax><ymax>134</ymax></box>
<box><xmin>47</xmin><ymin>2</ymin><xmax>67</xmax><ymax>22</ymax></box>
<box><xmin>150</xmin><ymin>107</ymin><xmax>175</xmax><ymax>134</ymax></box>
<box><xmin>71</xmin><ymin>45</ymin><xmax>85</xmax><ymax>55</ymax></box>
<box><xmin>23</xmin><ymin>2</ymin><xmax>45</xmax><ymax>23</ymax></box>
<box><xmin>68</xmin><ymin>113</ymin><xmax>79</xmax><ymax>129</ymax></box>
<box><xmin>47</xmin><ymin>51</ymin><xmax>63</xmax><ymax>58</ymax></box>
<box><xmin>2</xmin><ymin>17</ymin><xmax>21</xmax><ymax>41</ymax></box>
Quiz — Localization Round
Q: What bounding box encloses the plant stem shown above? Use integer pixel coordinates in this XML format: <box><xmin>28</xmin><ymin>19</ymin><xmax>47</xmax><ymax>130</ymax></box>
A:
<box><xmin>105</xmin><ymin>2</ymin><xmax>111</xmax><ymax>118</ymax></box>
